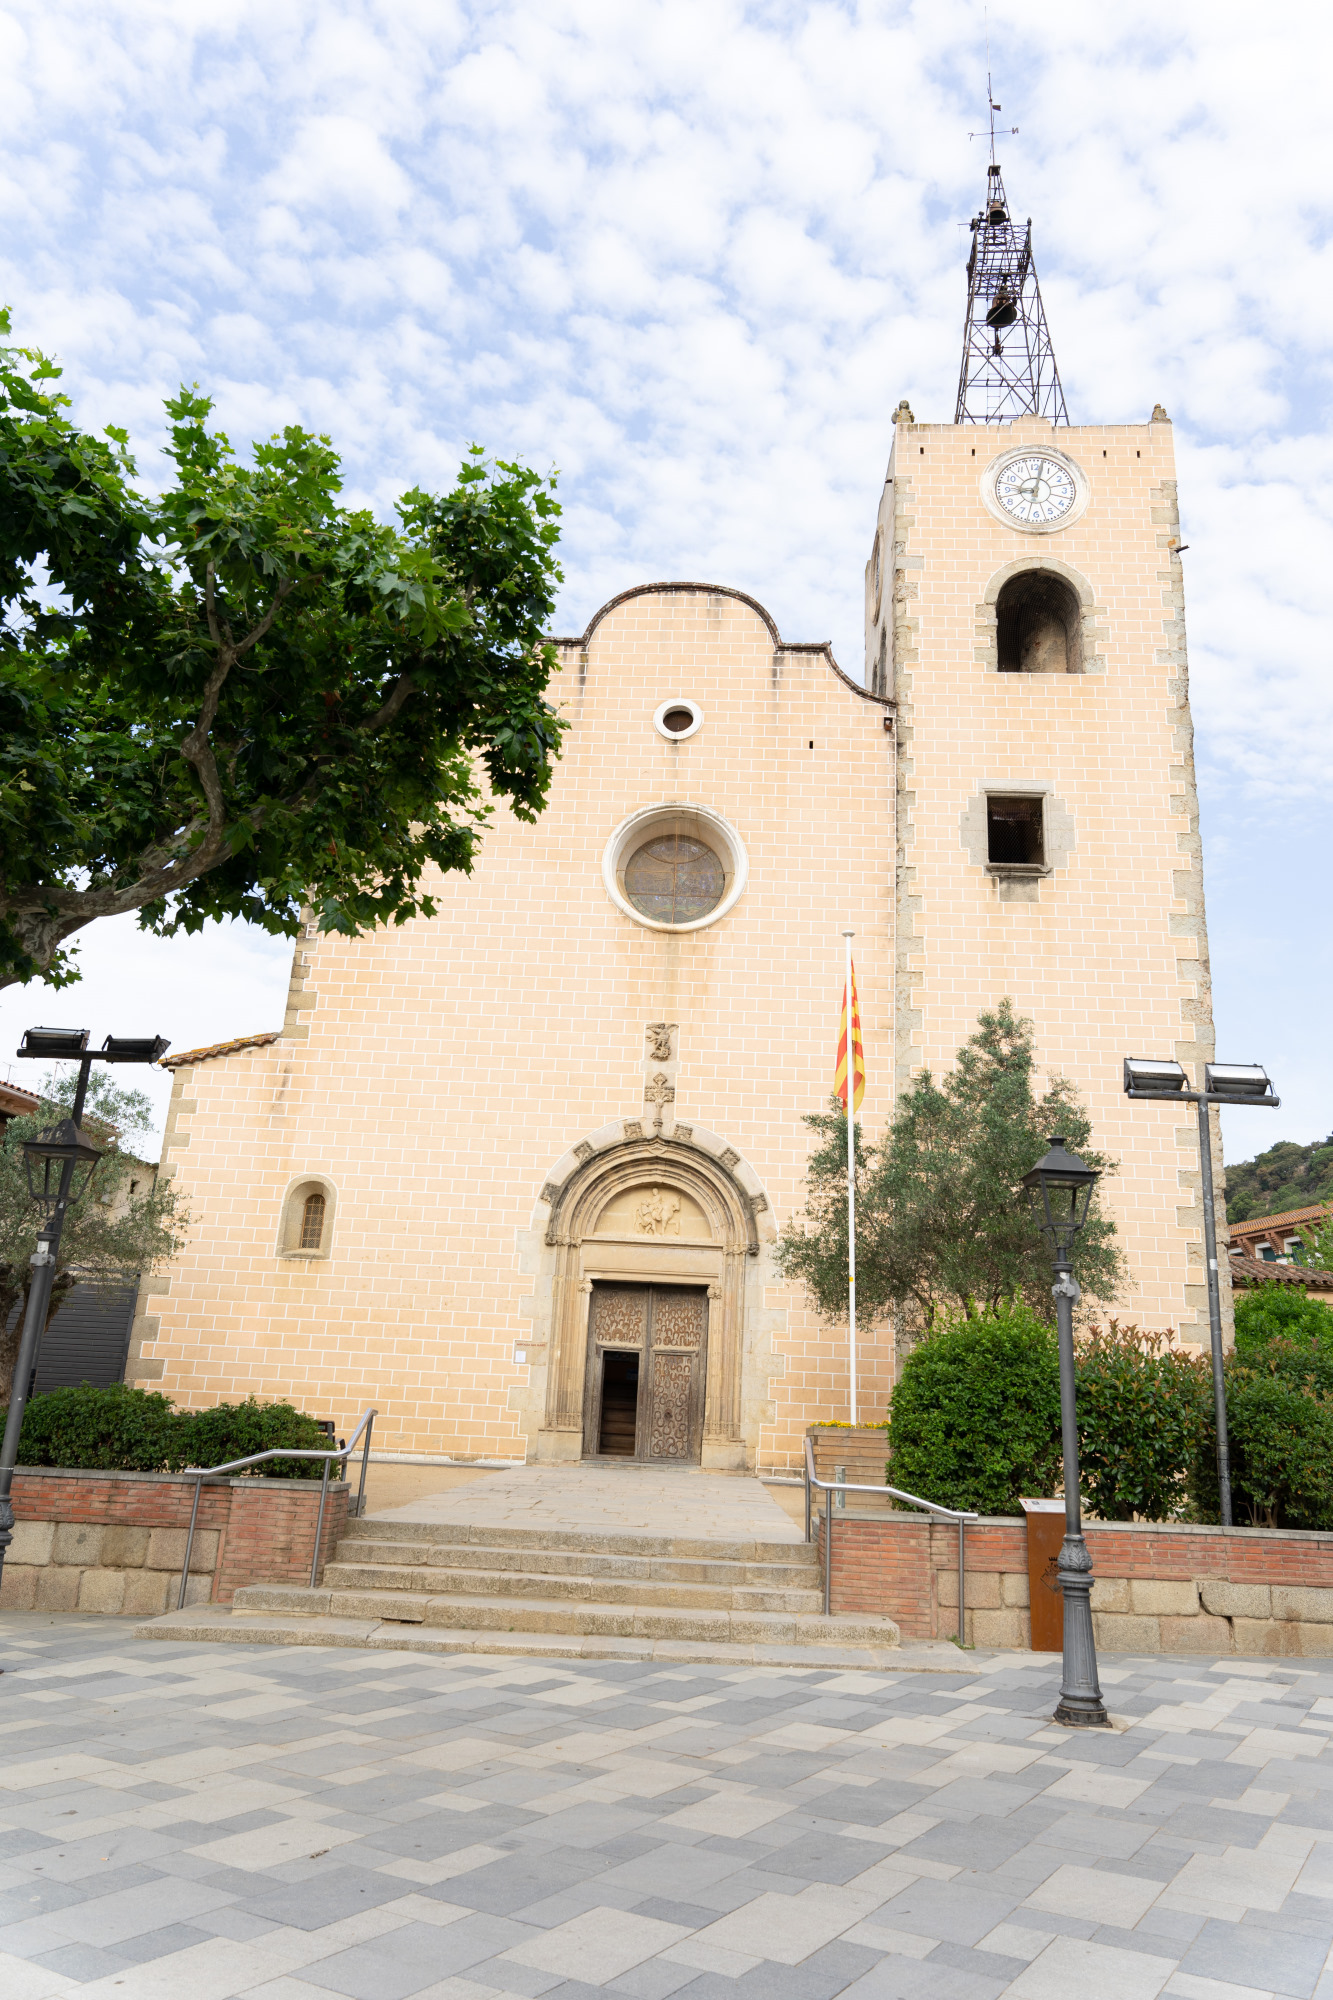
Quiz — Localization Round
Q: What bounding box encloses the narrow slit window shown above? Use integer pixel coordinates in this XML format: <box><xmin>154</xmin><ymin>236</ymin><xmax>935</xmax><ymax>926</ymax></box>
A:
<box><xmin>300</xmin><ymin>1191</ymin><xmax>326</xmax><ymax>1250</ymax></box>
<box><xmin>987</xmin><ymin>796</ymin><xmax>1045</xmax><ymax>866</ymax></box>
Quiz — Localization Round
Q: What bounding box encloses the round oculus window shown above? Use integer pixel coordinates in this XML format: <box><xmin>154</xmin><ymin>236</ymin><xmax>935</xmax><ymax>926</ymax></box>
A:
<box><xmin>602</xmin><ymin>804</ymin><xmax>747</xmax><ymax>933</ymax></box>
<box><xmin>652</xmin><ymin>698</ymin><xmax>703</xmax><ymax>740</ymax></box>
<box><xmin>624</xmin><ymin>834</ymin><xmax>724</xmax><ymax>925</ymax></box>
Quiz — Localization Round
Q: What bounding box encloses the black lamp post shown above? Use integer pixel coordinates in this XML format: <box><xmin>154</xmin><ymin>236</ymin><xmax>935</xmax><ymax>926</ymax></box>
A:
<box><xmin>0</xmin><ymin>1028</ymin><xmax>169</xmax><ymax>1592</ymax></box>
<box><xmin>1021</xmin><ymin>1137</ymin><xmax>1109</xmax><ymax>1729</ymax></box>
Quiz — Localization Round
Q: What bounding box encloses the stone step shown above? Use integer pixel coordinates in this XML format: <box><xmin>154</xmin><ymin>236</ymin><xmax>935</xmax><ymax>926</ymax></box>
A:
<box><xmin>322</xmin><ymin>1560</ymin><xmax>822</xmax><ymax>1613</ymax></box>
<box><xmin>333</xmin><ymin>1539</ymin><xmax>818</xmax><ymax>1589</ymax></box>
<box><xmin>231</xmin><ymin>1582</ymin><xmax>898</xmax><ymax>1649</ymax></box>
<box><xmin>136</xmin><ymin>1605</ymin><xmax>929</xmax><ymax>1670</ymax></box>
<box><xmin>347</xmin><ymin>1520</ymin><xmax>816</xmax><ymax>1564</ymax></box>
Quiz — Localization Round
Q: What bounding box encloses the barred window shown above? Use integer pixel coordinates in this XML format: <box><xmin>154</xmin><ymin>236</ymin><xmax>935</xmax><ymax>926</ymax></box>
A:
<box><xmin>300</xmin><ymin>1191</ymin><xmax>326</xmax><ymax>1250</ymax></box>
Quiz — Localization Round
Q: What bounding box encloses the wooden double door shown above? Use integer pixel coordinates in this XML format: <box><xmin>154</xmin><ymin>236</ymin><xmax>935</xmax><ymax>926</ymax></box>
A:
<box><xmin>585</xmin><ymin>1283</ymin><xmax>708</xmax><ymax>1463</ymax></box>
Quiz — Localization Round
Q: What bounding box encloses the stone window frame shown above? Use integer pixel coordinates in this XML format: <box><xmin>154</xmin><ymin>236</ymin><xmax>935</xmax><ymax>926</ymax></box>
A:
<box><xmin>975</xmin><ymin>555</ymin><xmax>1104</xmax><ymax>675</ymax></box>
<box><xmin>277</xmin><ymin>1174</ymin><xmax>338</xmax><ymax>1260</ymax></box>
<box><xmin>960</xmin><ymin>782</ymin><xmax>1076</xmax><ymax>884</ymax></box>
<box><xmin>652</xmin><ymin>698</ymin><xmax>704</xmax><ymax>742</ymax></box>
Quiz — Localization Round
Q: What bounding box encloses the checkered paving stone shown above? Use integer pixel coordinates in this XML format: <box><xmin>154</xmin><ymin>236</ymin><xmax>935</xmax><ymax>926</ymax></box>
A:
<box><xmin>5</xmin><ymin>1619</ymin><xmax>1333</xmax><ymax>2000</ymax></box>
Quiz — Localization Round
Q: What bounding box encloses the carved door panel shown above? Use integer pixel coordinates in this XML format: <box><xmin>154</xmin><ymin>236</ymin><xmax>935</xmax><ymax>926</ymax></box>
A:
<box><xmin>644</xmin><ymin>1287</ymin><xmax>707</xmax><ymax>1463</ymax></box>
<box><xmin>584</xmin><ymin>1284</ymin><xmax>707</xmax><ymax>1463</ymax></box>
<box><xmin>585</xmin><ymin>1286</ymin><xmax>647</xmax><ymax>1459</ymax></box>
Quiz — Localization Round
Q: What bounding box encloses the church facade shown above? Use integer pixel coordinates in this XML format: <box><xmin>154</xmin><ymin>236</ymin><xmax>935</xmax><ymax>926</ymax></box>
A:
<box><xmin>127</xmin><ymin>175</ymin><xmax>1229</xmax><ymax>1472</ymax></box>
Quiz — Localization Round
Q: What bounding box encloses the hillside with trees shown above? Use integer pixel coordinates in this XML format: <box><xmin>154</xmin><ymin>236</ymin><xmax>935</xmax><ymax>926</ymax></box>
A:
<box><xmin>1225</xmin><ymin>1134</ymin><xmax>1333</xmax><ymax>1222</ymax></box>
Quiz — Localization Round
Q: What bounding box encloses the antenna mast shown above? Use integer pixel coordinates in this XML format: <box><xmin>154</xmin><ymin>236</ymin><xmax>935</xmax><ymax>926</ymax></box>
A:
<box><xmin>955</xmin><ymin>79</ymin><xmax>1068</xmax><ymax>425</ymax></box>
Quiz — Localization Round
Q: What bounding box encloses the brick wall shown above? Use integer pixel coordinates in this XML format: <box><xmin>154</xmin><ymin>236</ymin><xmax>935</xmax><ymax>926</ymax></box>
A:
<box><xmin>819</xmin><ymin>1511</ymin><xmax>1333</xmax><ymax>1657</ymax></box>
<box><xmin>0</xmin><ymin>1468</ymin><xmax>348</xmax><ymax>1615</ymax></box>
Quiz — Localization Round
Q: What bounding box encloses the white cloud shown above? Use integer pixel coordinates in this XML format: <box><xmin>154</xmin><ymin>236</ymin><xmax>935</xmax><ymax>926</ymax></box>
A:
<box><xmin>0</xmin><ymin>0</ymin><xmax>1328</xmax><ymax>1148</ymax></box>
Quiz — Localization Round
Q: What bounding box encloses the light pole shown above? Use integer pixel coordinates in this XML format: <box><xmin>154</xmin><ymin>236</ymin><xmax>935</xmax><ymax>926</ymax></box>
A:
<box><xmin>1123</xmin><ymin>1058</ymin><xmax>1279</xmax><ymax>1527</ymax></box>
<box><xmin>0</xmin><ymin>1028</ymin><xmax>168</xmax><ymax>1593</ymax></box>
<box><xmin>1021</xmin><ymin>1137</ymin><xmax>1108</xmax><ymax>1729</ymax></box>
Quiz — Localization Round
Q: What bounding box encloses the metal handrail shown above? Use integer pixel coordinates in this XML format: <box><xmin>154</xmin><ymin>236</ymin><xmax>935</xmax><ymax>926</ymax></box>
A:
<box><xmin>175</xmin><ymin>1407</ymin><xmax>377</xmax><ymax>1611</ymax></box>
<box><xmin>803</xmin><ymin>1435</ymin><xmax>979</xmax><ymax>1639</ymax></box>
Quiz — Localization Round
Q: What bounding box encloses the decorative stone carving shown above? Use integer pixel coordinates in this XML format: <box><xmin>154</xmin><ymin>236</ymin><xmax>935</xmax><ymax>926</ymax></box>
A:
<box><xmin>646</xmin><ymin>1023</ymin><xmax>676</xmax><ymax>1062</ymax></box>
<box><xmin>672</xmin><ymin>1123</ymin><xmax>693</xmax><ymax>1142</ymax></box>
<box><xmin>635</xmin><ymin>1186</ymin><xmax>682</xmax><ymax>1236</ymax></box>
<box><xmin>750</xmin><ymin>1193</ymin><xmax>769</xmax><ymax>1214</ymax></box>
<box><xmin>720</xmin><ymin>1148</ymin><xmax>739</xmax><ymax>1171</ymax></box>
<box><xmin>574</xmin><ymin>1141</ymin><xmax>594</xmax><ymax>1164</ymax></box>
<box><xmin>644</xmin><ymin>1071</ymin><xmax>676</xmax><ymax>1134</ymax></box>
<box><xmin>622</xmin><ymin>1120</ymin><xmax>644</xmax><ymax>1142</ymax></box>
<box><xmin>540</xmin><ymin>1182</ymin><xmax>559</xmax><ymax>1205</ymax></box>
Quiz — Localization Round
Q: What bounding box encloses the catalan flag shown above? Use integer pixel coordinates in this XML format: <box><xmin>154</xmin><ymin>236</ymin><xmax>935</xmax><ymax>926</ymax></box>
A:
<box><xmin>835</xmin><ymin>962</ymin><xmax>865</xmax><ymax>1114</ymax></box>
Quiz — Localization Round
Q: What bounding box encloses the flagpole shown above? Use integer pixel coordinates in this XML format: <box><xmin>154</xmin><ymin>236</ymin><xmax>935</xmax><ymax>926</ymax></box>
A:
<box><xmin>843</xmin><ymin>928</ymin><xmax>857</xmax><ymax>1428</ymax></box>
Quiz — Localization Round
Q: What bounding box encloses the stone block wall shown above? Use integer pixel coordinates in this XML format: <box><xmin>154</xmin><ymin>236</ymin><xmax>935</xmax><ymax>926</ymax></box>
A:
<box><xmin>0</xmin><ymin>1468</ymin><xmax>349</xmax><ymax>1614</ymax></box>
<box><xmin>820</xmin><ymin>1512</ymin><xmax>1333</xmax><ymax>1655</ymax></box>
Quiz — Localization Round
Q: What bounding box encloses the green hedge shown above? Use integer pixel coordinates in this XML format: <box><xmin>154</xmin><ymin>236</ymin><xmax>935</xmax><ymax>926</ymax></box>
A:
<box><xmin>886</xmin><ymin>1299</ymin><xmax>1333</xmax><ymax>1529</ymax></box>
<box><xmin>885</xmin><ymin>1300</ymin><xmax>1062</xmax><ymax>1515</ymax></box>
<box><xmin>12</xmin><ymin>1384</ymin><xmax>332</xmax><ymax>1477</ymax></box>
<box><xmin>1073</xmin><ymin>1323</ymin><xmax>1208</xmax><ymax>1522</ymax></box>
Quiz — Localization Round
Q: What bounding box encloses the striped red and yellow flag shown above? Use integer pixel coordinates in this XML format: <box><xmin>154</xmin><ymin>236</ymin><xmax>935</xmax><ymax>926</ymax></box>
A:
<box><xmin>835</xmin><ymin>962</ymin><xmax>865</xmax><ymax>1114</ymax></box>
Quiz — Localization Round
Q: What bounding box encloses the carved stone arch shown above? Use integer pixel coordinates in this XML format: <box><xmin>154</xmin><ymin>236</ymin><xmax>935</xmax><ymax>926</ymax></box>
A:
<box><xmin>976</xmin><ymin>555</ymin><xmax>1104</xmax><ymax>675</ymax></box>
<box><xmin>535</xmin><ymin>1130</ymin><xmax>768</xmax><ymax>1467</ymax></box>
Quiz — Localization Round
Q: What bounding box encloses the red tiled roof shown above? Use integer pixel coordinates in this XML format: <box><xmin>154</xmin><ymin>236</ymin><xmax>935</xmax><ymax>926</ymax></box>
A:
<box><xmin>0</xmin><ymin>1080</ymin><xmax>42</xmax><ymax>1117</ymax></box>
<box><xmin>1229</xmin><ymin>1201</ymin><xmax>1331</xmax><ymax>1238</ymax></box>
<box><xmin>1230</xmin><ymin>1254</ymin><xmax>1333</xmax><ymax>1293</ymax></box>
<box><xmin>160</xmin><ymin>1031</ymin><xmax>281</xmax><ymax>1070</ymax></box>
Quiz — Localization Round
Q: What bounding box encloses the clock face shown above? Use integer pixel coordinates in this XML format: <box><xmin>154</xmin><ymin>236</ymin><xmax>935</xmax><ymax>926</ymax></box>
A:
<box><xmin>994</xmin><ymin>454</ymin><xmax>1078</xmax><ymax>527</ymax></box>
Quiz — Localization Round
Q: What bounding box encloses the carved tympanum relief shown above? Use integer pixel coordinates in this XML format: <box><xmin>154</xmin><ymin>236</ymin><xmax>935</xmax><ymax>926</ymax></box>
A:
<box><xmin>592</xmin><ymin>1184</ymin><xmax>712</xmax><ymax>1240</ymax></box>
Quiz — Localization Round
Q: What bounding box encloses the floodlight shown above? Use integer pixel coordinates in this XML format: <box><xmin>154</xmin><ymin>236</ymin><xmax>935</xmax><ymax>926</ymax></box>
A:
<box><xmin>17</xmin><ymin>1028</ymin><xmax>89</xmax><ymax>1061</ymax></box>
<box><xmin>1123</xmin><ymin>1058</ymin><xmax>1188</xmax><ymax>1097</ymax></box>
<box><xmin>1205</xmin><ymin>1063</ymin><xmax>1277</xmax><ymax>1105</ymax></box>
<box><xmin>100</xmin><ymin>1036</ymin><xmax>171</xmax><ymax>1065</ymax></box>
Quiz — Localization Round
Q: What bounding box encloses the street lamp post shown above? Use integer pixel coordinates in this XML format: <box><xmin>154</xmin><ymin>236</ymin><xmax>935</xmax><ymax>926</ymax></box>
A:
<box><xmin>1123</xmin><ymin>1058</ymin><xmax>1279</xmax><ymax>1528</ymax></box>
<box><xmin>0</xmin><ymin>1028</ymin><xmax>169</xmax><ymax>1592</ymax></box>
<box><xmin>1022</xmin><ymin>1137</ymin><xmax>1109</xmax><ymax>1729</ymax></box>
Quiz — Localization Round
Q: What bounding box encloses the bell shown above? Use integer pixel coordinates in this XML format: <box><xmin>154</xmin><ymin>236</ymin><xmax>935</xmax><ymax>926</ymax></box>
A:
<box><xmin>987</xmin><ymin>202</ymin><xmax>1008</xmax><ymax>224</ymax></box>
<box><xmin>986</xmin><ymin>287</ymin><xmax>1018</xmax><ymax>329</ymax></box>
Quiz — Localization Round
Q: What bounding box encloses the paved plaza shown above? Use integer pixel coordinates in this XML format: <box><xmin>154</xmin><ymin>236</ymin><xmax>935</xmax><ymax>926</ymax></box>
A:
<box><xmin>5</xmin><ymin>1619</ymin><xmax>1333</xmax><ymax>1998</ymax></box>
<box><xmin>363</xmin><ymin>1465</ymin><xmax>808</xmax><ymax>1540</ymax></box>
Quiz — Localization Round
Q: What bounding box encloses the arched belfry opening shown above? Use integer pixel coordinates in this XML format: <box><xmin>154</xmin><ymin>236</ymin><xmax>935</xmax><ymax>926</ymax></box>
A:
<box><xmin>536</xmin><ymin>1134</ymin><xmax>763</xmax><ymax>1468</ymax></box>
<box><xmin>996</xmin><ymin>569</ymin><xmax>1083</xmax><ymax>673</ymax></box>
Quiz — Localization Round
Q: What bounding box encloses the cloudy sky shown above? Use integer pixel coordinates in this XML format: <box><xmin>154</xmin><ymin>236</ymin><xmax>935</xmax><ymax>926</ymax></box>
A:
<box><xmin>0</xmin><ymin>0</ymin><xmax>1328</xmax><ymax>1164</ymax></box>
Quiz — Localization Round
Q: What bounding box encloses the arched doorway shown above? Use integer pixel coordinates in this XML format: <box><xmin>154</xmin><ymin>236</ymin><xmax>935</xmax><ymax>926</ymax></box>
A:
<box><xmin>538</xmin><ymin>1135</ymin><xmax>760</xmax><ymax>1467</ymax></box>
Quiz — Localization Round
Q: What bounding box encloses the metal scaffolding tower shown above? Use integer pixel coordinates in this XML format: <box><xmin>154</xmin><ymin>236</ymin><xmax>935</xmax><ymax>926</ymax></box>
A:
<box><xmin>954</xmin><ymin>117</ymin><xmax>1068</xmax><ymax>425</ymax></box>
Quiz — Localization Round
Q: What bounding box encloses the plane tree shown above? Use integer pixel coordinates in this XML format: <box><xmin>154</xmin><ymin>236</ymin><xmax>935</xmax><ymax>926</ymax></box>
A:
<box><xmin>0</xmin><ymin>313</ymin><xmax>565</xmax><ymax>989</ymax></box>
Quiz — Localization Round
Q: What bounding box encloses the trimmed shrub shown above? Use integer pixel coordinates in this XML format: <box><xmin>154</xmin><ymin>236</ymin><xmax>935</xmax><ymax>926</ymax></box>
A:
<box><xmin>885</xmin><ymin>1300</ymin><xmax>1061</xmax><ymax>1514</ymax></box>
<box><xmin>1234</xmin><ymin>1284</ymin><xmax>1333</xmax><ymax>1354</ymax></box>
<box><xmin>11</xmin><ymin>1383</ymin><xmax>331</xmax><ymax>1478</ymax></box>
<box><xmin>1189</xmin><ymin>1343</ymin><xmax>1333</xmax><ymax>1530</ymax></box>
<box><xmin>1073</xmin><ymin>1324</ymin><xmax>1210</xmax><ymax>1522</ymax></box>
<box><xmin>16</xmin><ymin>1382</ymin><xmax>183</xmax><ymax>1471</ymax></box>
<box><xmin>180</xmin><ymin>1397</ymin><xmax>330</xmax><ymax>1477</ymax></box>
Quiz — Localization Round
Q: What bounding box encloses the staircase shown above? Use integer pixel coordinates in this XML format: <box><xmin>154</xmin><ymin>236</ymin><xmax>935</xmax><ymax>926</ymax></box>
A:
<box><xmin>139</xmin><ymin>1517</ymin><xmax>903</xmax><ymax>1663</ymax></box>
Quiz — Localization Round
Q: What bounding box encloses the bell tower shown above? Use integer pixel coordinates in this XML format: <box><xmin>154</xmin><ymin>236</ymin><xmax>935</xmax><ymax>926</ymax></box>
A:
<box><xmin>862</xmin><ymin>148</ymin><xmax>1225</xmax><ymax>1344</ymax></box>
